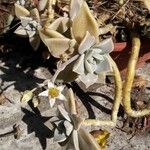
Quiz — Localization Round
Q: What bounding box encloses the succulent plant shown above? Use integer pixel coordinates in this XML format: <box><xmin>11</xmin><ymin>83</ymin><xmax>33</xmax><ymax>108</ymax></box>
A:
<box><xmin>50</xmin><ymin>105</ymin><xmax>101</xmax><ymax>150</ymax></box>
<box><xmin>73</xmin><ymin>32</ymin><xmax>114</xmax><ymax>87</ymax></box>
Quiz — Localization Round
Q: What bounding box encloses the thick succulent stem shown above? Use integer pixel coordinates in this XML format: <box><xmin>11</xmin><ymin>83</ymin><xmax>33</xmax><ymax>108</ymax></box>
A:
<box><xmin>82</xmin><ymin>56</ymin><xmax>122</xmax><ymax>126</ymax></box>
<box><xmin>122</xmin><ymin>34</ymin><xmax>150</xmax><ymax>117</ymax></box>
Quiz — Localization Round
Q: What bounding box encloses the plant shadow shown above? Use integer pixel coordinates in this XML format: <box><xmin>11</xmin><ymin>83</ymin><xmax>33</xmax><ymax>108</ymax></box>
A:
<box><xmin>21</xmin><ymin>101</ymin><xmax>54</xmax><ymax>150</ymax></box>
<box><xmin>0</xmin><ymin>32</ymin><xmax>56</xmax><ymax>92</ymax></box>
<box><xmin>71</xmin><ymin>82</ymin><xmax>124</xmax><ymax>119</ymax></box>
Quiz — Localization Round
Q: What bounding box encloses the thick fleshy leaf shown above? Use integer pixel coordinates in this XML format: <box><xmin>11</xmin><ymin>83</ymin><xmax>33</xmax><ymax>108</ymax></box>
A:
<box><xmin>84</xmin><ymin>59</ymin><xmax>96</xmax><ymax>74</ymax></box>
<box><xmin>38</xmin><ymin>0</ymin><xmax>48</xmax><ymax>11</ymax></box>
<box><xmin>79</xmin><ymin>73</ymin><xmax>98</xmax><ymax>88</ymax></box>
<box><xmin>70</xmin><ymin>0</ymin><xmax>82</xmax><ymax>20</ymax></box>
<box><xmin>30</xmin><ymin>8</ymin><xmax>40</xmax><ymax>22</ymax></box>
<box><xmin>142</xmin><ymin>0</ymin><xmax>150</xmax><ymax>11</ymax></box>
<box><xmin>15</xmin><ymin>4</ymin><xmax>30</xmax><ymax>19</ymax></box>
<box><xmin>72</xmin><ymin>130</ymin><xmax>80</xmax><ymax>150</ymax></box>
<box><xmin>14</xmin><ymin>26</ymin><xmax>28</xmax><ymax>37</ymax></box>
<box><xmin>95</xmin><ymin>55</ymin><xmax>112</xmax><ymax>74</ymax></box>
<box><xmin>39</xmin><ymin>29</ymin><xmax>64</xmax><ymax>46</ymax></box>
<box><xmin>72</xmin><ymin>1</ymin><xmax>99</xmax><ymax>44</ymax></box>
<box><xmin>78</xmin><ymin>32</ymin><xmax>95</xmax><ymax>54</ymax></box>
<box><xmin>64</xmin><ymin>121</ymin><xmax>73</xmax><ymax>136</ymax></box>
<box><xmin>95</xmin><ymin>38</ymin><xmax>114</xmax><ymax>54</ymax></box>
<box><xmin>78</xmin><ymin>128</ymin><xmax>101</xmax><ymax>150</ymax></box>
<box><xmin>32</xmin><ymin>96</ymin><xmax>40</xmax><ymax>107</ymax></box>
<box><xmin>45</xmin><ymin>38</ymin><xmax>74</xmax><ymax>58</ymax></box>
<box><xmin>48</xmin><ymin>17</ymin><xmax>69</xmax><ymax>33</ymax></box>
<box><xmin>29</xmin><ymin>34</ymin><xmax>41</xmax><ymax>51</ymax></box>
<box><xmin>58</xmin><ymin>105</ymin><xmax>71</xmax><ymax>122</ymax></box>
<box><xmin>97</xmin><ymin>72</ymin><xmax>106</xmax><ymax>84</ymax></box>
<box><xmin>73</xmin><ymin>54</ymin><xmax>85</xmax><ymax>75</ymax></box>
<box><xmin>54</xmin><ymin>128</ymin><xmax>67</xmax><ymax>143</ymax></box>
<box><xmin>84</xmin><ymin>51</ymin><xmax>97</xmax><ymax>74</ymax></box>
<box><xmin>71</xmin><ymin>115</ymin><xmax>84</xmax><ymax>130</ymax></box>
<box><xmin>21</xmin><ymin>90</ymin><xmax>33</xmax><ymax>103</ymax></box>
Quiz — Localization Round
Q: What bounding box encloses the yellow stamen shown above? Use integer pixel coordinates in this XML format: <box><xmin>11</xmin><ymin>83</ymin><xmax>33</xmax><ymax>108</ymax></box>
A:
<box><xmin>48</xmin><ymin>87</ymin><xmax>59</xmax><ymax>98</ymax></box>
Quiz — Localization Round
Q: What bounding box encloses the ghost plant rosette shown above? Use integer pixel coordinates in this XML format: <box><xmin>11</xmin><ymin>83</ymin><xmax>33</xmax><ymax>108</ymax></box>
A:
<box><xmin>38</xmin><ymin>82</ymin><xmax>66</xmax><ymax>107</ymax></box>
<box><xmin>73</xmin><ymin>32</ymin><xmax>114</xmax><ymax>87</ymax></box>
<box><xmin>14</xmin><ymin>1</ymin><xmax>41</xmax><ymax>50</ymax></box>
<box><xmin>50</xmin><ymin>105</ymin><xmax>101</xmax><ymax>150</ymax></box>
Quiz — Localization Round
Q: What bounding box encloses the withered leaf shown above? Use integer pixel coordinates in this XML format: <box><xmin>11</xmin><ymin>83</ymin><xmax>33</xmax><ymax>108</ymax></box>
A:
<box><xmin>90</xmin><ymin>129</ymin><xmax>110</xmax><ymax>149</ymax></box>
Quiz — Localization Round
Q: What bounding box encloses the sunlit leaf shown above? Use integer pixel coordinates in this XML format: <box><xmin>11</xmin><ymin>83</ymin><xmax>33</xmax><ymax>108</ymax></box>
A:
<box><xmin>21</xmin><ymin>90</ymin><xmax>33</xmax><ymax>103</ymax></box>
<box><xmin>90</xmin><ymin>129</ymin><xmax>110</xmax><ymax>149</ymax></box>
<box><xmin>15</xmin><ymin>3</ymin><xmax>30</xmax><ymax>19</ymax></box>
<box><xmin>72</xmin><ymin>1</ymin><xmax>99</xmax><ymax>44</ymax></box>
<box><xmin>45</xmin><ymin>38</ymin><xmax>75</xmax><ymax>58</ymax></box>
<box><xmin>38</xmin><ymin>0</ymin><xmax>48</xmax><ymax>11</ymax></box>
<box><xmin>79</xmin><ymin>73</ymin><xmax>98</xmax><ymax>88</ymax></box>
<box><xmin>78</xmin><ymin>128</ymin><xmax>101</xmax><ymax>150</ymax></box>
<box><xmin>32</xmin><ymin>96</ymin><xmax>40</xmax><ymax>107</ymax></box>
<box><xmin>48</xmin><ymin>17</ymin><xmax>69</xmax><ymax>33</ymax></box>
<box><xmin>142</xmin><ymin>0</ymin><xmax>150</xmax><ymax>11</ymax></box>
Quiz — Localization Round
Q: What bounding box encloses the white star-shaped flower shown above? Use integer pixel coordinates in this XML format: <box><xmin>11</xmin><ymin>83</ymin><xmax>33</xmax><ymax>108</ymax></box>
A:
<box><xmin>38</xmin><ymin>82</ymin><xmax>66</xmax><ymax>107</ymax></box>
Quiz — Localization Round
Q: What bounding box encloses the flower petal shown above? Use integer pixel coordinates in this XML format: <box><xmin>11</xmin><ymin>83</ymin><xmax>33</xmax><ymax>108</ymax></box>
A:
<box><xmin>58</xmin><ymin>105</ymin><xmax>71</xmax><ymax>122</ymax></box>
<box><xmin>57</xmin><ymin>85</ymin><xmax>65</xmax><ymax>92</ymax></box>
<box><xmin>48</xmin><ymin>82</ymin><xmax>54</xmax><ymax>88</ymax></box>
<box><xmin>49</xmin><ymin>98</ymin><xmax>56</xmax><ymax>108</ymax></box>
<box><xmin>58</xmin><ymin>94</ymin><xmax>66</xmax><ymax>101</ymax></box>
<box><xmin>38</xmin><ymin>90</ymin><xmax>48</xmax><ymax>97</ymax></box>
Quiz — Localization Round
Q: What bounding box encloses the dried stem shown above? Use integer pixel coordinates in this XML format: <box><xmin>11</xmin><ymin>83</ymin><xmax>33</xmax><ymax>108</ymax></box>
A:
<box><xmin>111</xmin><ymin>0</ymin><xmax>129</xmax><ymax>20</ymax></box>
<box><xmin>122</xmin><ymin>34</ymin><xmax>150</xmax><ymax>117</ymax></box>
<box><xmin>82</xmin><ymin>56</ymin><xmax>122</xmax><ymax>126</ymax></box>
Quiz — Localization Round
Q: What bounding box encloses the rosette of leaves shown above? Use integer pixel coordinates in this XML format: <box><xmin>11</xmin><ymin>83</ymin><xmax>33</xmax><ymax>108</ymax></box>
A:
<box><xmin>38</xmin><ymin>17</ymin><xmax>76</xmax><ymax>59</ymax></box>
<box><xmin>60</xmin><ymin>0</ymin><xmax>113</xmax><ymax>87</ymax></box>
<box><xmin>14</xmin><ymin>2</ymin><xmax>41</xmax><ymax>50</ymax></box>
<box><xmin>73</xmin><ymin>31</ymin><xmax>114</xmax><ymax>87</ymax></box>
<box><xmin>14</xmin><ymin>0</ymin><xmax>76</xmax><ymax>58</ymax></box>
<box><xmin>50</xmin><ymin>105</ymin><xmax>101</xmax><ymax>150</ymax></box>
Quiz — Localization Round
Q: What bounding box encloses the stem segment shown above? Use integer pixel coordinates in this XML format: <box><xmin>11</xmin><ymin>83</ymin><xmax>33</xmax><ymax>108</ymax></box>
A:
<box><xmin>122</xmin><ymin>34</ymin><xmax>150</xmax><ymax>117</ymax></box>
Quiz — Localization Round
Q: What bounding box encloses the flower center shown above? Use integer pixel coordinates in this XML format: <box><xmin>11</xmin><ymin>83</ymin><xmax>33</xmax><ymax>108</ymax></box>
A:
<box><xmin>48</xmin><ymin>88</ymin><xmax>59</xmax><ymax>98</ymax></box>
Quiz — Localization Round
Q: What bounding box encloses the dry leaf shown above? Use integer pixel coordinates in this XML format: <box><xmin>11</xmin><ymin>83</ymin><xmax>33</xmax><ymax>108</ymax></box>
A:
<box><xmin>32</xmin><ymin>96</ymin><xmax>40</xmax><ymax>107</ymax></box>
<box><xmin>90</xmin><ymin>129</ymin><xmax>110</xmax><ymax>149</ymax></box>
<box><xmin>21</xmin><ymin>90</ymin><xmax>33</xmax><ymax>103</ymax></box>
<box><xmin>132</xmin><ymin>75</ymin><xmax>148</xmax><ymax>88</ymax></box>
<box><xmin>0</xmin><ymin>94</ymin><xmax>6</xmax><ymax>105</ymax></box>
